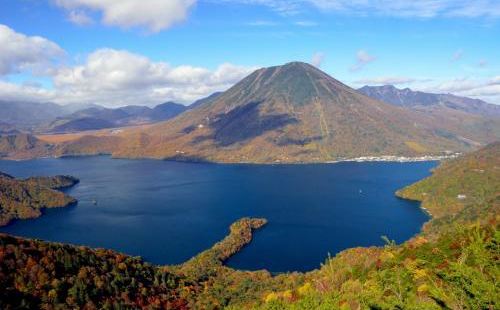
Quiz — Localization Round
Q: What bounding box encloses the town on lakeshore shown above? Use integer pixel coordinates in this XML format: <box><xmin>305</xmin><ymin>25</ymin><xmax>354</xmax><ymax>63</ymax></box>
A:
<box><xmin>0</xmin><ymin>1</ymin><xmax>498</xmax><ymax>309</ymax></box>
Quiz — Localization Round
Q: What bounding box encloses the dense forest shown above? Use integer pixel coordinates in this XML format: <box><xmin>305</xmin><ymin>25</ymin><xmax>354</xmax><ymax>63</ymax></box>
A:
<box><xmin>0</xmin><ymin>143</ymin><xmax>498</xmax><ymax>309</ymax></box>
<box><xmin>0</xmin><ymin>173</ymin><xmax>79</xmax><ymax>226</ymax></box>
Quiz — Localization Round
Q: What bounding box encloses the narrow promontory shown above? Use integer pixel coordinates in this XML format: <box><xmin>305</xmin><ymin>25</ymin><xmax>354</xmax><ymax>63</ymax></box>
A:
<box><xmin>0</xmin><ymin>172</ymin><xmax>79</xmax><ymax>226</ymax></box>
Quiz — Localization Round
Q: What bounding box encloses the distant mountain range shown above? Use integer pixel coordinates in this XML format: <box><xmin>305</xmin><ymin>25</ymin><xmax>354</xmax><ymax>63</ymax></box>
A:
<box><xmin>21</xmin><ymin>61</ymin><xmax>495</xmax><ymax>163</ymax></box>
<box><xmin>0</xmin><ymin>96</ymin><xmax>220</xmax><ymax>134</ymax></box>
<box><xmin>358</xmin><ymin>85</ymin><xmax>500</xmax><ymax>117</ymax></box>
<box><xmin>46</xmin><ymin>101</ymin><xmax>189</xmax><ymax>133</ymax></box>
<box><xmin>1</xmin><ymin>62</ymin><xmax>499</xmax><ymax>162</ymax></box>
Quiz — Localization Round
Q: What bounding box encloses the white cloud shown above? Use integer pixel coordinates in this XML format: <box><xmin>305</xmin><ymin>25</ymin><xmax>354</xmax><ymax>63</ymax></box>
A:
<box><xmin>350</xmin><ymin>75</ymin><xmax>500</xmax><ymax>104</ymax></box>
<box><xmin>247</xmin><ymin>20</ymin><xmax>279</xmax><ymax>26</ymax></box>
<box><xmin>222</xmin><ymin>0</ymin><xmax>301</xmax><ymax>15</ymax></box>
<box><xmin>409</xmin><ymin>77</ymin><xmax>500</xmax><ymax>104</ymax></box>
<box><xmin>354</xmin><ymin>76</ymin><xmax>418</xmax><ymax>85</ymax></box>
<box><xmin>294</xmin><ymin>21</ymin><xmax>318</xmax><ymax>26</ymax></box>
<box><xmin>67</xmin><ymin>10</ymin><xmax>94</xmax><ymax>26</ymax></box>
<box><xmin>490</xmin><ymin>76</ymin><xmax>500</xmax><ymax>85</ymax></box>
<box><xmin>430</xmin><ymin>77</ymin><xmax>478</xmax><ymax>93</ymax></box>
<box><xmin>310</xmin><ymin>52</ymin><xmax>325</xmax><ymax>68</ymax></box>
<box><xmin>0</xmin><ymin>25</ymin><xmax>256</xmax><ymax>107</ymax></box>
<box><xmin>0</xmin><ymin>80</ymin><xmax>55</xmax><ymax>102</ymax></box>
<box><xmin>0</xmin><ymin>24</ymin><xmax>65</xmax><ymax>76</ymax></box>
<box><xmin>48</xmin><ymin>49</ymin><xmax>256</xmax><ymax>106</ymax></box>
<box><xmin>350</xmin><ymin>49</ymin><xmax>376</xmax><ymax>72</ymax></box>
<box><xmin>307</xmin><ymin>0</ymin><xmax>451</xmax><ymax>17</ymax></box>
<box><xmin>54</xmin><ymin>0</ymin><xmax>196</xmax><ymax>32</ymax></box>
<box><xmin>225</xmin><ymin>0</ymin><xmax>500</xmax><ymax>18</ymax></box>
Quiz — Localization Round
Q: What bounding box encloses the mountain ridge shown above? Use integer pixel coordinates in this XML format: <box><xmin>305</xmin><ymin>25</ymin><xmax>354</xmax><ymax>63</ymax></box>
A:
<box><xmin>0</xmin><ymin>94</ymin><xmax>220</xmax><ymax>134</ymax></box>
<box><xmin>358</xmin><ymin>84</ymin><xmax>500</xmax><ymax>117</ymax></box>
<box><xmin>43</xmin><ymin>62</ymin><xmax>499</xmax><ymax>163</ymax></box>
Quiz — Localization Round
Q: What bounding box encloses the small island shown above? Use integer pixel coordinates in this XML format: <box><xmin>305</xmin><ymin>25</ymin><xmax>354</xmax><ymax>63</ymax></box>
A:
<box><xmin>0</xmin><ymin>143</ymin><xmax>497</xmax><ymax>309</ymax></box>
<box><xmin>0</xmin><ymin>172</ymin><xmax>79</xmax><ymax>226</ymax></box>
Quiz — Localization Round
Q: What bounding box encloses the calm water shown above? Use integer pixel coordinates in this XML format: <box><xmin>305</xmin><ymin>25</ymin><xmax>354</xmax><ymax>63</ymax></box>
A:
<box><xmin>0</xmin><ymin>156</ymin><xmax>435</xmax><ymax>272</ymax></box>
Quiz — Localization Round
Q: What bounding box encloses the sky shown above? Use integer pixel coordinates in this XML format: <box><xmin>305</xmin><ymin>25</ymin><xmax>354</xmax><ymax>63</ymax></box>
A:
<box><xmin>0</xmin><ymin>0</ymin><xmax>499</xmax><ymax>107</ymax></box>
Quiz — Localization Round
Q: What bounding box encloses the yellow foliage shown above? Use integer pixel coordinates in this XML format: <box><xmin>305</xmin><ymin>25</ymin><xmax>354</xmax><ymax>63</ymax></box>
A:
<box><xmin>298</xmin><ymin>282</ymin><xmax>313</xmax><ymax>296</ymax></box>
<box><xmin>265</xmin><ymin>292</ymin><xmax>279</xmax><ymax>303</ymax></box>
<box><xmin>417</xmin><ymin>284</ymin><xmax>429</xmax><ymax>293</ymax></box>
<box><xmin>48</xmin><ymin>289</ymin><xmax>58</xmax><ymax>301</ymax></box>
<box><xmin>282</xmin><ymin>290</ymin><xmax>293</xmax><ymax>300</ymax></box>
<box><xmin>380</xmin><ymin>251</ymin><xmax>395</xmax><ymax>262</ymax></box>
<box><xmin>413</xmin><ymin>269</ymin><xmax>427</xmax><ymax>280</ymax></box>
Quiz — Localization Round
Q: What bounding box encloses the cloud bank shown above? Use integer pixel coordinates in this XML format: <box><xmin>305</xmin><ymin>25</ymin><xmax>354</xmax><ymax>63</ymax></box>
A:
<box><xmin>54</xmin><ymin>0</ymin><xmax>197</xmax><ymax>32</ymax></box>
<box><xmin>0</xmin><ymin>25</ymin><xmax>65</xmax><ymax>76</ymax></box>
<box><xmin>51</xmin><ymin>49</ymin><xmax>256</xmax><ymax>106</ymax></box>
<box><xmin>0</xmin><ymin>24</ymin><xmax>256</xmax><ymax>107</ymax></box>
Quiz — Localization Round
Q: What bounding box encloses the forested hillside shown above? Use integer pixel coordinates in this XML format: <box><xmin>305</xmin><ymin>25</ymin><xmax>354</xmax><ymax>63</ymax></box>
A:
<box><xmin>0</xmin><ymin>143</ymin><xmax>498</xmax><ymax>309</ymax></box>
<box><xmin>0</xmin><ymin>173</ymin><xmax>78</xmax><ymax>226</ymax></box>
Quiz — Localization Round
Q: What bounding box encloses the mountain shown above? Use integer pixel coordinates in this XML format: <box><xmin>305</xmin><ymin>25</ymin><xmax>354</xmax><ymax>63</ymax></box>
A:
<box><xmin>47</xmin><ymin>102</ymin><xmax>188</xmax><ymax>133</ymax></box>
<box><xmin>150</xmin><ymin>102</ymin><xmax>188</xmax><ymax>121</ymax></box>
<box><xmin>0</xmin><ymin>143</ymin><xmax>498</xmax><ymax>309</ymax></box>
<box><xmin>188</xmin><ymin>92</ymin><xmax>223</xmax><ymax>109</ymax></box>
<box><xmin>0</xmin><ymin>99</ymin><xmax>190</xmax><ymax>134</ymax></box>
<box><xmin>0</xmin><ymin>133</ymin><xmax>53</xmax><ymax>159</ymax></box>
<box><xmin>0</xmin><ymin>121</ymin><xmax>19</xmax><ymax>134</ymax></box>
<box><xmin>0</xmin><ymin>95</ymin><xmax>219</xmax><ymax>134</ymax></box>
<box><xmin>0</xmin><ymin>101</ymin><xmax>106</xmax><ymax>129</ymax></box>
<box><xmin>358</xmin><ymin>85</ymin><xmax>500</xmax><ymax>117</ymax></box>
<box><xmin>0</xmin><ymin>101</ymin><xmax>68</xmax><ymax>131</ymax></box>
<box><xmin>2</xmin><ymin>62</ymin><xmax>498</xmax><ymax>161</ymax></box>
<box><xmin>0</xmin><ymin>172</ymin><xmax>78</xmax><ymax>226</ymax></box>
<box><xmin>44</xmin><ymin>62</ymin><xmax>497</xmax><ymax>162</ymax></box>
<box><xmin>397</xmin><ymin>141</ymin><xmax>500</xmax><ymax>224</ymax></box>
<box><xmin>0</xmin><ymin>100</ymin><xmax>105</xmax><ymax>132</ymax></box>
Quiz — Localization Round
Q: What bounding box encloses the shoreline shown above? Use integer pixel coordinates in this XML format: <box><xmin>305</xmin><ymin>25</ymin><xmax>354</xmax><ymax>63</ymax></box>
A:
<box><xmin>326</xmin><ymin>153</ymin><xmax>461</xmax><ymax>164</ymax></box>
<box><xmin>1</xmin><ymin>152</ymin><xmax>460</xmax><ymax>164</ymax></box>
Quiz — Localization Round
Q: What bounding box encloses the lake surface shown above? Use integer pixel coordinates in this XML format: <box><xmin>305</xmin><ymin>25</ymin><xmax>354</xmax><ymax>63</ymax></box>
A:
<box><xmin>0</xmin><ymin>156</ymin><xmax>435</xmax><ymax>272</ymax></box>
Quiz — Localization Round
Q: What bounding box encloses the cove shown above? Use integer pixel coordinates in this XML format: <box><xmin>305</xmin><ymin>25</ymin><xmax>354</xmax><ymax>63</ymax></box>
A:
<box><xmin>0</xmin><ymin>156</ymin><xmax>435</xmax><ymax>272</ymax></box>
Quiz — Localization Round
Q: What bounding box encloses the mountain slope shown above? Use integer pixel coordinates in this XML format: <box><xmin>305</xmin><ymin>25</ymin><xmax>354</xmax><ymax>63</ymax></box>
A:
<box><xmin>150</xmin><ymin>102</ymin><xmax>188</xmax><ymax>121</ymax></box>
<box><xmin>358</xmin><ymin>85</ymin><xmax>500</xmax><ymax>117</ymax></box>
<box><xmin>0</xmin><ymin>144</ymin><xmax>498</xmax><ymax>309</ymax></box>
<box><xmin>0</xmin><ymin>133</ymin><xmax>53</xmax><ymax>159</ymax></box>
<box><xmin>188</xmin><ymin>92</ymin><xmax>223</xmax><ymax>109</ymax></box>
<box><xmin>0</xmin><ymin>101</ymin><xmax>67</xmax><ymax>130</ymax></box>
<box><xmin>47</xmin><ymin>102</ymin><xmax>188</xmax><ymax>133</ymax></box>
<box><xmin>0</xmin><ymin>101</ymin><xmax>103</xmax><ymax>132</ymax></box>
<box><xmin>0</xmin><ymin>173</ymin><xmax>78</xmax><ymax>226</ymax></box>
<box><xmin>48</xmin><ymin>62</ymin><xmax>497</xmax><ymax>162</ymax></box>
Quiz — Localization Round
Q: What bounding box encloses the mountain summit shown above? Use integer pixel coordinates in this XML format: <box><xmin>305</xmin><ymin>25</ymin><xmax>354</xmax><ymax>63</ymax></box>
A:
<box><xmin>0</xmin><ymin>62</ymin><xmax>492</xmax><ymax>163</ymax></box>
<box><xmin>12</xmin><ymin>62</ymin><xmax>500</xmax><ymax>162</ymax></box>
<box><xmin>209</xmin><ymin>61</ymin><xmax>356</xmax><ymax>108</ymax></box>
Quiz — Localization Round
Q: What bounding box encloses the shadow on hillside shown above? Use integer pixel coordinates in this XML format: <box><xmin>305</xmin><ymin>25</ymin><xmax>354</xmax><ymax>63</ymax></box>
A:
<box><xmin>188</xmin><ymin>101</ymin><xmax>299</xmax><ymax>147</ymax></box>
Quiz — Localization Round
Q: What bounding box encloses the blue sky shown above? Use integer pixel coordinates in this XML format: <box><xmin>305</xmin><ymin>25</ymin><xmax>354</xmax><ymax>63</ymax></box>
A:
<box><xmin>0</xmin><ymin>0</ymin><xmax>499</xmax><ymax>106</ymax></box>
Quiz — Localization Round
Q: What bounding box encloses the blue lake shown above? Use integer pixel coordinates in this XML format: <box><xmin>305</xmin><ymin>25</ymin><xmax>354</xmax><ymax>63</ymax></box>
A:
<box><xmin>0</xmin><ymin>156</ymin><xmax>435</xmax><ymax>272</ymax></box>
